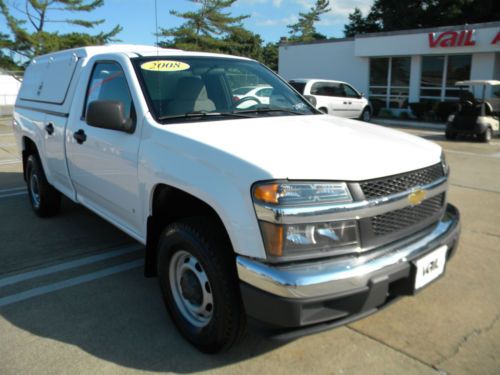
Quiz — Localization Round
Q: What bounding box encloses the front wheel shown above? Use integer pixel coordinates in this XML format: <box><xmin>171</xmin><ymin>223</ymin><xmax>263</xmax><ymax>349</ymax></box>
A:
<box><xmin>360</xmin><ymin>107</ymin><xmax>371</xmax><ymax>122</ymax></box>
<box><xmin>481</xmin><ymin>127</ymin><xmax>492</xmax><ymax>143</ymax></box>
<box><xmin>26</xmin><ymin>154</ymin><xmax>61</xmax><ymax>217</ymax></box>
<box><xmin>157</xmin><ymin>218</ymin><xmax>245</xmax><ymax>353</ymax></box>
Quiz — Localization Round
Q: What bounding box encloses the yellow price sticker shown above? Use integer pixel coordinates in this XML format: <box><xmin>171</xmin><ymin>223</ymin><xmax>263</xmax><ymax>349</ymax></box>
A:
<box><xmin>140</xmin><ymin>60</ymin><xmax>190</xmax><ymax>72</ymax></box>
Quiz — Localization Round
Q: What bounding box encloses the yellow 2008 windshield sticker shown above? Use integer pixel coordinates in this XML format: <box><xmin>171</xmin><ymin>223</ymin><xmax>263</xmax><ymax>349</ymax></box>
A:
<box><xmin>140</xmin><ymin>60</ymin><xmax>190</xmax><ymax>72</ymax></box>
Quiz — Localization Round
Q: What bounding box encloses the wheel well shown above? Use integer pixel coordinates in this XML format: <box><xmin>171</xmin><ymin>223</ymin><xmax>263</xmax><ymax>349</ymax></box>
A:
<box><xmin>144</xmin><ymin>184</ymin><xmax>230</xmax><ymax>277</ymax></box>
<box><xmin>319</xmin><ymin>107</ymin><xmax>328</xmax><ymax>113</ymax></box>
<box><xmin>21</xmin><ymin>137</ymin><xmax>38</xmax><ymax>181</ymax></box>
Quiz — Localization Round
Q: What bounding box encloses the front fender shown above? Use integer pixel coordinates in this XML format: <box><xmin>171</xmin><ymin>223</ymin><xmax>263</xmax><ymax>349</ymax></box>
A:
<box><xmin>138</xmin><ymin>121</ymin><xmax>271</xmax><ymax>260</ymax></box>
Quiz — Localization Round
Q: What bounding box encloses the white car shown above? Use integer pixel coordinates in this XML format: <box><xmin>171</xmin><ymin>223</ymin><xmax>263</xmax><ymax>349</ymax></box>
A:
<box><xmin>289</xmin><ymin>79</ymin><xmax>371</xmax><ymax>121</ymax></box>
<box><xmin>232</xmin><ymin>85</ymin><xmax>273</xmax><ymax>107</ymax></box>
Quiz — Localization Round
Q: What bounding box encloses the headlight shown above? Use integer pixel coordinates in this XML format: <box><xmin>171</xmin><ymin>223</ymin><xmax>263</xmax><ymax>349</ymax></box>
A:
<box><xmin>441</xmin><ymin>151</ymin><xmax>449</xmax><ymax>176</ymax></box>
<box><xmin>252</xmin><ymin>182</ymin><xmax>360</xmax><ymax>261</ymax></box>
<box><xmin>253</xmin><ymin>182</ymin><xmax>352</xmax><ymax>206</ymax></box>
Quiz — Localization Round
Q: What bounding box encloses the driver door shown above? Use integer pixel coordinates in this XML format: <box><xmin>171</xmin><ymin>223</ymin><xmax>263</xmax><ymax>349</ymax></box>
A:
<box><xmin>65</xmin><ymin>61</ymin><xmax>143</xmax><ymax>236</ymax></box>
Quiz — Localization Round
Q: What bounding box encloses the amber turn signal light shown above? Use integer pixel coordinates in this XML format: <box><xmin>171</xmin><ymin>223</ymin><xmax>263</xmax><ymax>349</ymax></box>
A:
<box><xmin>253</xmin><ymin>184</ymin><xmax>280</xmax><ymax>204</ymax></box>
<box><xmin>259</xmin><ymin>221</ymin><xmax>284</xmax><ymax>257</ymax></box>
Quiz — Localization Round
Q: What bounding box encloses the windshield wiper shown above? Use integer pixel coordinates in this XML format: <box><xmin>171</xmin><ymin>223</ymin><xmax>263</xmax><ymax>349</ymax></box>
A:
<box><xmin>158</xmin><ymin>111</ymin><xmax>252</xmax><ymax>122</ymax></box>
<box><xmin>233</xmin><ymin>107</ymin><xmax>306</xmax><ymax>115</ymax></box>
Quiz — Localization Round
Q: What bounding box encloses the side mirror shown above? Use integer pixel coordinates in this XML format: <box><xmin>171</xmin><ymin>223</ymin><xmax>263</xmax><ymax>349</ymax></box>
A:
<box><xmin>304</xmin><ymin>95</ymin><xmax>317</xmax><ymax>107</ymax></box>
<box><xmin>360</xmin><ymin>92</ymin><xmax>365</xmax><ymax>98</ymax></box>
<box><xmin>86</xmin><ymin>100</ymin><xmax>135</xmax><ymax>133</ymax></box>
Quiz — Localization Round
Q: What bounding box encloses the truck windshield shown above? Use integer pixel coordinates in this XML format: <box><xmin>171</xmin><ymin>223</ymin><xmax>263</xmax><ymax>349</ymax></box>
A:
<box><xmin>133</xmin><ymin>56</ymin><xmax>317</xmax><ymax>122</ymax></box>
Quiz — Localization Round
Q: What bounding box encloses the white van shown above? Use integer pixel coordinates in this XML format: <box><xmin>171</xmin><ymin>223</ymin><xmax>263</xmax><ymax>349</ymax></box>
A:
<box><xmin>289</xmin><ymin>78</ymin><xmax>371</xmax><ymax>121</ymax></box>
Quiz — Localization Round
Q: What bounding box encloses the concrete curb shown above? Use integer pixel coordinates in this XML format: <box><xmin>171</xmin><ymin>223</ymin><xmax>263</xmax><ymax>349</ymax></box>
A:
<box><xmin>372</xmin><ymin>118</ymin><xmax>445</xmax><ymax>131</ymax></box>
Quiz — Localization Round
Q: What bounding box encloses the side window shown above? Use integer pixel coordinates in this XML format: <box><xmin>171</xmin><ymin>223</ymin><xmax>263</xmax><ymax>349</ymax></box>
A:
<box><xmin>311</xmin><ymin>82</ymin><xmax>328</xmax><ymax>96</ymax></box>
<box><xmin>311</xmin><ymin>82</ymin><xmax>344</xmax><ymax>97</ymax></box>
<box><xmin>257</xmin><ymin>88</ymin><xmax>273</xmax><ymax>97</ymax></box>
<box><xmin>342</xmin><ymin>84</ymin><xmax>360</xmax><ymax>98</ymax></box>
<box><xmin>84</xmin><ymin>62</ymin><xmax>133</xmax><ymax>121</ymax></box>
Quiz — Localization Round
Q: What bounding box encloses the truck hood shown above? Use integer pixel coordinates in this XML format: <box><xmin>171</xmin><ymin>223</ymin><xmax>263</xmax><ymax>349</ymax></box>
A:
<box><xmin>165</xmin><ymin>115</ymin><xmax>442</xmax><ymax>181</ymax></box>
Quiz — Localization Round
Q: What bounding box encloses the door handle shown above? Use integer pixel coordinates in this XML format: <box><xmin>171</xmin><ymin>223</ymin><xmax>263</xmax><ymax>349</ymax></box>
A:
<box><xmin>73</xmin><ymin>129</ymin><xmax>87</xmax><ymax>144</ymax></box>
<box><xmin>348</xmin><ymin>101</ymin><xmax>352</xmax><ymax>105</ymax></box>
<box><xmin>44</xmin><ymin>123</ymin><xmax>54</xmax><ymax>135</ymax></box>
<box><xmin>343</xmin><ymin>101</ymin><xmax>348</xmax><ymax>105</ymax></box>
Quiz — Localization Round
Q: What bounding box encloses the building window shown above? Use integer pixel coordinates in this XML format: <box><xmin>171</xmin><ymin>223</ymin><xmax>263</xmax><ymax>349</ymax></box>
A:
<box><xmin>369</xmin><ymin>57</ymin><xmax>411</xmax><ymax>112</ymax></box>
<box><xmin>389</xmin><ymin>57</ymin><xmax>411</xmax><ymax>109</ymax></box>
<box><xmin>420</xmin><ymin>54</ymin><xmax>471</xmax><ymax>102</ymax></box>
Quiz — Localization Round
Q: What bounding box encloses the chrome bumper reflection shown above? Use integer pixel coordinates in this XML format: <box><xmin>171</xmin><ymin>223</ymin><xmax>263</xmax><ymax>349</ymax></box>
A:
<box><xmin>237</xmin><ymin>204</ymin><xmax>460</xmax><ymax>299</ymax></box>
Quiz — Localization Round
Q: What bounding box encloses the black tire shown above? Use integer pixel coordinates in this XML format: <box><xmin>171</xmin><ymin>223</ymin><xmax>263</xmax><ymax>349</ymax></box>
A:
<box><xmin>319</xmin><ymin>107</ymin><xmax>328</xmax><ymax>114</ymax></box>
<box><xmin>481</xmin><ymin>127</ymin><xmax>492</xmax><ymax>143</ymax></box>
<box><xmin>360</xmin><ymin>107</ymin><xmax>371</xmax><ymax>122</ymax></box>
<box><xmin>445</xmin><ymin>131</ymin><xmax>457</xmax><ymax>140</ymax></box>
<box><xmin>26</xmin><ymin>154</ymin><xmax>61</xmax><ymax>217</ymax></box>
<box><xmin>157</xmin><ymin>217</ymin><xmax>246</xmax><ymax>353</ymax></box>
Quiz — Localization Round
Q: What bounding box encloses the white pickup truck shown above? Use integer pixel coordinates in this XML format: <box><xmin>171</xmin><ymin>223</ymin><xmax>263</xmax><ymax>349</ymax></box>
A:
<box><xmin>13</xmin><ymin>45</ymin><xmax>460</xmax><ymax>353</ymax></box>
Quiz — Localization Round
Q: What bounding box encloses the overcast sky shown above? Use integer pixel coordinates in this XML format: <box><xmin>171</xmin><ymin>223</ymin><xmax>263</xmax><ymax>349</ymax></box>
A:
<box><xmin>1</xmin><ymin>0</ymin><xmax>374</xmax><ymax>45</ymax></box>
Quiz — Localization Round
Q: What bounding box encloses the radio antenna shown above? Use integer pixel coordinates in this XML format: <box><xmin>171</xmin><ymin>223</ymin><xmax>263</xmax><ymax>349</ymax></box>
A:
<box><xmin>154</xmin><ymin>0</ymin><xmax>162</xmax><ymax>116</ymax></box>
<box><xmin>155</xmin><ymin>0</ymin><xmax>159</xmax><ymax>54</ymax></box>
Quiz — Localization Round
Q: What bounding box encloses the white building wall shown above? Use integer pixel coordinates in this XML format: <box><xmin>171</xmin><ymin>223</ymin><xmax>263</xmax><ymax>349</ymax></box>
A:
<box><xmin>0</xmin><ymin>74</ymin><xmax>21</xmax><ymax>105</ymax></box>
<box><xmin>355</xmin><ymin>25</ymin><xmax>500</xmax><ymax>57</ymax></box>
<box><xmin>279</xmin><ymin>40</ymin><xmax>370</xmax><ymax>96</ymax></box>
<box><xmin>470</xmin><ymin>53</ymin><xmax>496</xmax><ymax>98</ymax></box>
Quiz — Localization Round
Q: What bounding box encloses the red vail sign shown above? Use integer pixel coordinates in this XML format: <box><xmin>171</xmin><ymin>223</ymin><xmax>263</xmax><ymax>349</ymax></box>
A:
<box><xmin>428</xmin><ymin>30</ymin><xmax>476</xmax><ymax>48</ymax></box>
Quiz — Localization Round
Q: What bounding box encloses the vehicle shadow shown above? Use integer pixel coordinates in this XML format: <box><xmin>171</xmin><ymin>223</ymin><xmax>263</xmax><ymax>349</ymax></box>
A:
<box><xmin>0</xmin><ymin>171</ymin><xmax>286</xmax><ymax>372</ymax></box>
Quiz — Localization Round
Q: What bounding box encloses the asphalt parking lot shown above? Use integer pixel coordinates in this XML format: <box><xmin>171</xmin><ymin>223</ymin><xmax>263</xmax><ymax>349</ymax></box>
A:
<box><xmin>0</xmin><ymin>116</ymin><xmax>499</xmax><ymax>375</ymax></box>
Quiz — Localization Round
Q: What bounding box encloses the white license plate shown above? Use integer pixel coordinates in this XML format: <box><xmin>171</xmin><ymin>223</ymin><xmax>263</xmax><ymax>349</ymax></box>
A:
<box><xmin>414</xmin><ymin>246</ymin><xmax>448</xmax><ymax>290</ymax></box>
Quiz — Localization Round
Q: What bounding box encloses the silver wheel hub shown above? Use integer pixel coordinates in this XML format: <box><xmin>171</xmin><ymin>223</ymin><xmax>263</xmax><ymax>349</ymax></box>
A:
<box><xmin>30</xmin><ymin>173</ymin><xmax>41</xmax><ymax>208</ymax></box>
<box><xmin>169</xmin><ymin>250</ymin><xmax>213</xmax><ymax>327</ymax></box>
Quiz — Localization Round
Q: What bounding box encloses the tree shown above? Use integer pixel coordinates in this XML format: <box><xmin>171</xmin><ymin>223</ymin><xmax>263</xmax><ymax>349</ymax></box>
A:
<box><xmin>159</xmin><ymin>0</ymin><xmax>249</xmax><ymax>52</ymax></box>
<box><xmin>0</xmin><ymin>0</ymin><xmax>122</xmax><ymax>68</ymax></box>
<box><xmin>344</xmin><ymin>0</ymin><xmax>500</xmax><ymax>36</ymax></box>
<box><xmin>343</xmin><ymin>8</ymin><xmax>380</xmax><ymax>37</ymax></box>
<box><xmin>221</xmin><ymin>27</ymin><xmax>263</xmax><ymax>61</ymax></box>
<box><xmin>262</xmin><ymin>42</ymin><xmax>278</xmax><ymax>71</ymax></box>
<box><xmin>287</xmin><ymin>0</ymin><xmax>331</xmax><ymax>42</ymax></box>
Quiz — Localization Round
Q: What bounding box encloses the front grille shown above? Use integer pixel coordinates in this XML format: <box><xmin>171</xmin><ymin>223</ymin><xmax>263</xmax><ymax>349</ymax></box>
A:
<box><xmin>371</xmin><ymin>194</ymin><xmax>445</xmax><ymax>236</ymax></box>
<box><xmin>360</xmin><ymin>164</ymin><xmax>444</xmax><ymax>199</ymax></box>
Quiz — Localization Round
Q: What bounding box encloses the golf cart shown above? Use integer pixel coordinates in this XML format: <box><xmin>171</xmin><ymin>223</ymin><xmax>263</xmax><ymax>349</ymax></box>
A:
<box><xmin>445</xmin><ymin>80</ymin><xmax>500</xmax><ymax>143</ymax></box>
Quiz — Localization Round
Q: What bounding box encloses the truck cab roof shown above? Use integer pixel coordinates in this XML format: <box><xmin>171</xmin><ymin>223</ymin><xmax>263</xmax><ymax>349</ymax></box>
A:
<box><xmin>16</xmin><ymin>44</ymin><xmax>253</xmax><ymax>115</ymax></box>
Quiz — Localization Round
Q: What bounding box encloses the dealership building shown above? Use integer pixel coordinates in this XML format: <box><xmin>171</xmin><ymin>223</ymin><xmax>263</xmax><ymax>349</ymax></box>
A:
<box><xmin>279</xmin><ymin>21</ymin><xmax>500</xmax><ymax>115</ymax></box>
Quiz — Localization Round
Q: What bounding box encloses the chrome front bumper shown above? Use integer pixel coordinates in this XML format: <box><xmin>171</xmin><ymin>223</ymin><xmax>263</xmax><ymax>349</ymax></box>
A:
<box><xmin>237</xmin><ymin>204</ymin><xmax>460</xmax><ymax>300</ymax></box>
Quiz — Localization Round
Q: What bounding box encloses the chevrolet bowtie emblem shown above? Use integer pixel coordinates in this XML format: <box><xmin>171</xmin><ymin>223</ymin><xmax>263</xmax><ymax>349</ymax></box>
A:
<box><xmin>408</xmin><ymin>189</ymin><xmax>426</xmax><ymax>206</ymax></box>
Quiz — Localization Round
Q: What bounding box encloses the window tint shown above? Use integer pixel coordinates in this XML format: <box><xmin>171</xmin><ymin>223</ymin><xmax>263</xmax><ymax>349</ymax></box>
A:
<box><xmin>342</xmin><ymin>84</ymin><xmax>359</xmax><ymax>98</ymax></box>
<box><xmin>311</xmin><ymin>82</ymin><xmax>344</xmax><ymax>97</ymax></box>
<box><xmin>289</xmin><ymin>81</ymin><xmax>306</xmax><ymax>94</ymax></box>
<box><xmin>85</xmin><ymin>62</ymin><xmax>133</xmax><ymax>120</ymax></box>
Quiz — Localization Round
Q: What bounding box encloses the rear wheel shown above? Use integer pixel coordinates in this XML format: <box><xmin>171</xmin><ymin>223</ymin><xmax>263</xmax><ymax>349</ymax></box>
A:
<box><xmin>157</xmin><ymin>218</ymin><xmax>245</xmax><ymax>353</ymax></box>
<box><xmin>481</xmin><ymin>127</ymin><xmax>492</xmax><ymax>143</ymax></box>
<box><xmin>26</xmin><ymin>154</ymin><xmax>61</xmax><ymax>217</ymax></box>
<box><xmin>445</xmin><ymin>131</ymin><xmax>457</xmax><ymax>140</ymax></box>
